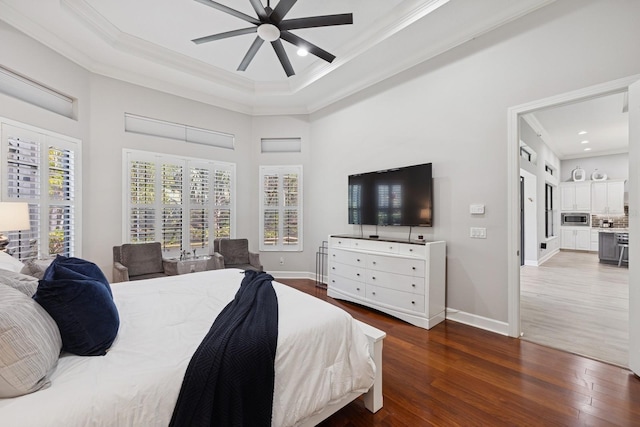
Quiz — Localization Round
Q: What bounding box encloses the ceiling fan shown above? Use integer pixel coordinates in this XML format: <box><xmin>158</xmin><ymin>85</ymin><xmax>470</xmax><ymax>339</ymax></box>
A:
<box><xmin>192</xmin><ymin>0</ymin><xmax>353</xmax><ymax>77</ymax></box>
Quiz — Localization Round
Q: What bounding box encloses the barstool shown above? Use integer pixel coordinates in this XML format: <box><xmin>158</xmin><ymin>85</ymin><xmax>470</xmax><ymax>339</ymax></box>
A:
<box><xmin>618</xmin><ymin>244</ymin><xmax>629</xmax><ymax>267</ymax></box>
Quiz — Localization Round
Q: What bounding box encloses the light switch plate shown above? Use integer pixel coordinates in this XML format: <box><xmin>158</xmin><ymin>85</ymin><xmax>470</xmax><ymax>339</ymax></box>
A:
<box><xmin>470</xmin><ymin>227</ymin><xmax>487</xmax><ymax>239</ymax></box>
<box><xmin>470</xmin><ymin>204</ymin><xmax>485</xmax><ymax>215</ymax></box>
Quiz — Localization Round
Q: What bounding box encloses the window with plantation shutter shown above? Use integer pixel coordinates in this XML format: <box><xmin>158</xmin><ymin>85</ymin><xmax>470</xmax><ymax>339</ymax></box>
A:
<box><xmin>1</xmin><ymin>120</ymin><xmax>81</xmax><ymax>260</ymax></box>
<box><xmin>124</xmin><ymin>150</ymin><xmax>235</xmax><ymax>257</ymax></box>
<box><xmin>259</xmin><ymin>166</ymin><xmax>302</xmax><ymax>251</ymax></box>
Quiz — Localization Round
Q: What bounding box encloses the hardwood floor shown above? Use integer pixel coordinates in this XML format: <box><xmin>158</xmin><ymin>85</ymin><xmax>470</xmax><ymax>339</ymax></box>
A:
<box><xmin>279</xmin><ymin>279</ymin><xmax>640</xmax><ymax>426</ymax></box>
<box><xmin>520</xmin><ymin>251</ymin><xmax>629</xmax><ymax>367</ymax></box>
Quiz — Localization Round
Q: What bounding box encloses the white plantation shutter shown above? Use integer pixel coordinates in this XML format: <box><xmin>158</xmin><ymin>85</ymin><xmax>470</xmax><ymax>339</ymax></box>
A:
<box><xmin>190</xmin><ymin>167</ymin><xmax>209</xmax><ymax>250</ymax></box>
<box><xmin>259</xmin><ymin>166</ymin><xmax>302</xmax><ymax>251</ymax></box>
<box><xmin>212</xmin><ymin>168</ymin><xmax>232</xmax><ymax>239</ymax></box>
<box><xmin>124</xmin><ymin>150</ymin><xmax>235</xmax><ymax>256</ymax></box>
<box><xmin>161</xmin><ymin>163</ymin><xmax>183</xmax><ymax>251</ymax></box>
<box><xmin>1</xmin><ymin>121</ymin><xmax>80</xmax><ymax>260</ymax></box>
<box><xmin>129</xmin><ymin>160</ymin><xmax>156</xmax><ymax>243</ymax></box>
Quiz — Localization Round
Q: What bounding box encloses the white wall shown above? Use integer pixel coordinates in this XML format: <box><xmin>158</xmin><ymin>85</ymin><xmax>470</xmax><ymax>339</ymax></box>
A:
<box><xmin>561</xmin><ymin>154</ymin><xmax>629</xmax><ymax>183</ymax></box>
<box><xmin>250</xmin><ymin>115</ymin><xmax>312</xmax><ymax>275</ymax></box>
<box><xmin>2</xmin><ymin>0</ymin><xmax>640</xmax><ymax>328</ymax></box>
<box><xmin>308</xmin><ymin>0</ymin><xmax>640</xmax><ymax>324</ymax></box>
<box><xmin>519</xmin><ymin>118</ymin><xmax>561</xmax><ymax>263</ymax></box>
<box><xmin>85</xmin><ymin>75</ymin><xmax>254</xmax><ymax>276</ymax></box>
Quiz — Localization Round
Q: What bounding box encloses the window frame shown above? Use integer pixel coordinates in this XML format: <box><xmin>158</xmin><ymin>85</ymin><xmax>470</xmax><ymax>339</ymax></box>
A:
<box><xmin>123</xmin><ymin>149</ymin><xmax>236</xmax><ymax>257</ymax></box>
<box><xmin>0</xmin><ymin>118</ymin><xmax>82</xmax><ymax>260</ymax></box>
<box><xmin>259</xmin><ymin>165</ymin><xmax>303</xmax><ymax>252</ymax></box>
<box><xmin>545</xmin><ymin>182</ymin><xmax>555</xmax><ymax>238</ymax></box>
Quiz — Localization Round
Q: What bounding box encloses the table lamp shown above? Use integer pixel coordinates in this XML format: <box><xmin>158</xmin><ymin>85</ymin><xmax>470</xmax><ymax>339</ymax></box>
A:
<box><xmin>0</xmin><ymin>202</ymin><xmax>31</xmax><ymax>252</ymax></box>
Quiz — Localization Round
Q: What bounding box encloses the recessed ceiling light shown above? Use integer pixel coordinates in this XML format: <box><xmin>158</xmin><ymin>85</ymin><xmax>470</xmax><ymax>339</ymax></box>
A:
<box><xmin>297</xmin><ymin>48</ymin><xmax>308</xmax><ymax>57</ymax></box>
<box><xmin>584</xmin><ymin>147</ymin><xmax>592</xmax><ymax>151</ymax></box>
<box><xmin>578</xmin><ymin>130</ymin><xmax>588</xmax><ymax>135</ymax></box>
<box><xmin>581</xmin><ymin>140</ymin><xmax>589</xmax><ymax>144</ymax></box>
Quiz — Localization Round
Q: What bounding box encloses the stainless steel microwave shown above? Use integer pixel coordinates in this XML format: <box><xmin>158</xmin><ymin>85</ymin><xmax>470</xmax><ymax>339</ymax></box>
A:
<box><xmin>561</xmin><ymin>212</ymin><xmax>590</xmax><ymax>226</ymax></box>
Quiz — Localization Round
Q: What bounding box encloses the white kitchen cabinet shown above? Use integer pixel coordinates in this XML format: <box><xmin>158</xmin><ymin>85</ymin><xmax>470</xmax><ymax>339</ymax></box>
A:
<box><xmin>560</xmin><ymin>227</ymin><xmax>591</xmax><ymax>250</ymax></box>
<box><xmin>560</xmin><ymin>182</ymin><xmax>591</xmax><ymax>211</ymax></box>
<box><xmin>591</xmin><ymin>180</ymin><xmax>625</xmax><ymax>215</ymax></box>
<box><xmin>590</xmin><ymin>229</ymin><xmax>599</xmax><ymax>252</ymax></box>
<box><xmin>327</xmin><ymin>235</ymin><xmax>446</xmax><ymax>329</ymax></box>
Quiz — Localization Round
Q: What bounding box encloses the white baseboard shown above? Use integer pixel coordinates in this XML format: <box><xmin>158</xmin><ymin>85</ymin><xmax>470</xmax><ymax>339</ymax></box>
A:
<box><xmin>270</xmin><ymin>270</ymin><xmax>319</xmax><ymax>281</ymax></box>
<box><xmin>272</xmin><ymin>272</ymin><xmax>509</xmax><ymax>337</ymax></box>
<box><xmin>523</xmin><ymin>248</ymin><xmax>560</xmax><ymax>267</ymax></box>
<box><xmin>445</xmin><ymin>308</ymin><xmax>509</xmax><ymax>336</ymax></box>
<box><xmin>537</xmin><ymin>248</ymin><xmax>559</xmax><ymax>265</ymax></box>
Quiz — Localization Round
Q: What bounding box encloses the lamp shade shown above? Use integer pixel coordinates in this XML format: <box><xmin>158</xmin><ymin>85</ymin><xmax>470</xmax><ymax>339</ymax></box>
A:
<box><xmin>0</xmin><ymin>202</ymin><xmax>30</xmax><ymax>231</ymax></box>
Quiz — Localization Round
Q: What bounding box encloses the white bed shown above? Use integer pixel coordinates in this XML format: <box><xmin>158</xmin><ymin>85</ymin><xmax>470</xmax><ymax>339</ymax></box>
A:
<box><xmin>0</xmin><ymin>268</ymin><xmax>384</xmax><ymax>426</ymax></box>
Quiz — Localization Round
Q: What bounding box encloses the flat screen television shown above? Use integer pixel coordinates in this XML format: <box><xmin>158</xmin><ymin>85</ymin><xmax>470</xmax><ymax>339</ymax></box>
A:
<box><xmin>348</xmin><ymin>163</ymin><xmax>433</xmax><ymax>227</ymax></box>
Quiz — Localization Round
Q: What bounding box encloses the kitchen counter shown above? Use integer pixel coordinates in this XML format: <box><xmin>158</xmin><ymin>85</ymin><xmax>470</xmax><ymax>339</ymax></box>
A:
<box><xmin>595</xmin><ymin>228</ymin><xmax>628</xmax><ymax>233</ymax></box>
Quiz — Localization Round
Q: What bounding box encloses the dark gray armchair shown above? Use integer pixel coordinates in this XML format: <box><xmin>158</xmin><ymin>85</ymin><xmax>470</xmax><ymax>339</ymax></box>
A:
<box><xmin>214</xmin><ymin>238</ymin><xmax>263</xmax><ymax>271</ymax></box>
<box><xmin>113</xmin><ymin>242</ymin><xmax>172</xmax><ymax>282</ymax></box>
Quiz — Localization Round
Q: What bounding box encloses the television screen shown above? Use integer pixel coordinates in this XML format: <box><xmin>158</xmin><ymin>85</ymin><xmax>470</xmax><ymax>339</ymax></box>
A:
<box><xmin>348</xmin><ymin>163</ymin><xmax>432</xmax><ymax>226</ymax></box>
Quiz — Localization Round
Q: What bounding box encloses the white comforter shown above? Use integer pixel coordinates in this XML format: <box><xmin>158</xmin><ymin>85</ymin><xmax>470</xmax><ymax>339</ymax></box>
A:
<box><xmin>0</xmin><ymin>269</ymin><xmax>375</xmax><ymax>426</ymax></box>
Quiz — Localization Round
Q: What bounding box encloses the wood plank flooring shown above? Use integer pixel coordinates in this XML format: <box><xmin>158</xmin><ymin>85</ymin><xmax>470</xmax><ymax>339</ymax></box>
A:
<box><xmin>520</xmin><ymin>251</ymin><xmax>628</xmax><ymax>367</ymax></box>
<box><xmin>278</xmin><ymin>279</ymin><xmax>640</xmax><ymax>426</ymax></box>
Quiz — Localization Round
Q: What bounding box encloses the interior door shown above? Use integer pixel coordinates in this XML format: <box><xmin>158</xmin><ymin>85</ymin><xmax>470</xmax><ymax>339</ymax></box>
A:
<box><xmin>629</xmin><ymin>79</ymin><xmax>640</xmax><ymax>375</ymax></box>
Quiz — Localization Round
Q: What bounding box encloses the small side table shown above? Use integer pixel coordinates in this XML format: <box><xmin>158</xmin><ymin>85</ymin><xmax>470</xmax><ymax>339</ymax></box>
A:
<box><xmin>164</xmin><ymin>256</ymin><xmax>212</xmax><ymax>275</ymax></box>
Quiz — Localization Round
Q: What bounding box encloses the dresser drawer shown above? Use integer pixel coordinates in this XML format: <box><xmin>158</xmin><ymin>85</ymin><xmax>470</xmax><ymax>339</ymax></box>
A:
<box><xmin>366</xmin><ymin>270</ymin><xmax>425</xmax><ymax>295</ymax></box>
<box><xmin>397</xmin><ymin>244</ymin><xmax>426</xmax><ymax>257</ymax></box>
<box><xmin>367</xmin><ymin>285</ymin><xmax>425</xmax><ymax>313</ymax></box>
<box><xmin>352</xmin><ymin>239</ymin><xmax>400</xmax><ymax>253</ymax></box>
<box><xmin>329</xmin><ymin>237</ymin><xmax>352</xmax><ymax>249</ymax></box>
<box><xmin>329</xmin><ymin>261</ymin><xmax>365</xmax><ymax>282</ymax></box>
<box><xmin>367</xmin><ymin>254</ymin><xmax>425</xmax><ymax>277</ymax></box>
<box><xmin>330</xmin><ymin>248</ymin><xmax>366</xmax><ymax>267</ymax></box>
<box><xmin>329</xmin><ymin>276</ymin><xmax>366</xmax><ymax>298</ymax></box>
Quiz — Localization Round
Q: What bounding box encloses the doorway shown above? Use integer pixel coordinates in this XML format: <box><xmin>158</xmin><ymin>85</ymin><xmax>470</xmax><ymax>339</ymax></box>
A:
<box><xmin>507</xmin><ymin>75</ymin><xmax>639</xmax><ymax>368</ymax></box>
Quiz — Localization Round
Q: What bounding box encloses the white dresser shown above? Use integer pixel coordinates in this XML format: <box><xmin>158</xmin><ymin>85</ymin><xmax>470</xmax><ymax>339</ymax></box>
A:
<box><xmin>327</xmin><ymin>235</ymin><xmax>446</xmax><ymax>329</ymax></box>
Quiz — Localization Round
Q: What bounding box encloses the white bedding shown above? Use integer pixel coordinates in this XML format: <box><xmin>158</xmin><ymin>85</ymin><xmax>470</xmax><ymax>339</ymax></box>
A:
<box><xmin>0</xmin><ymin>268</ymin><xmax>375</xmax><ymax>426</ymax></box>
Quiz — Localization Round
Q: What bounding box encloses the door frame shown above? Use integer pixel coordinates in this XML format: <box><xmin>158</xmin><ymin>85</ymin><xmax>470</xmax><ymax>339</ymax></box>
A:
<box><xmin>506</xmin><ymin>74</ymin><xmax>640</xmax><ymax>338</ymax></box>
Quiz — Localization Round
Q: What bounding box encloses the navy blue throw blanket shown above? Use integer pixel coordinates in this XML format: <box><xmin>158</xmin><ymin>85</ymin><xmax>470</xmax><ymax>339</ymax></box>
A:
<box><xmin>170</xmin><ymin>270</ymin><xmax>279</xmax><ymax>427</ymax></box>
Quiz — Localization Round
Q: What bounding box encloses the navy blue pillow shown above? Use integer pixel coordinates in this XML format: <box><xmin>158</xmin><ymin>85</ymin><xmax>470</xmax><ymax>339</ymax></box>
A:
<box><xmin>34</xmin><ymin>255</ymin><xmax>119</xmax><ymax>356</ymax></box>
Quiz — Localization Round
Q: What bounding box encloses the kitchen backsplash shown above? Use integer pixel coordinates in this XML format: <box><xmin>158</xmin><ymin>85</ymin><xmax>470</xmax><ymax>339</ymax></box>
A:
<box><xmin>592</xmin><ymin>205</ymin><xmax>629</xmax><ymax>228</ymax></box>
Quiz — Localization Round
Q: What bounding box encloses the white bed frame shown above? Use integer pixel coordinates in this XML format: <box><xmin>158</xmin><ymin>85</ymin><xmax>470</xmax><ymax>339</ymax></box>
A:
<box><xmin>299</xmin><ymin>320</ymin><xmax>386</xmax><ymax>426</ymax></box>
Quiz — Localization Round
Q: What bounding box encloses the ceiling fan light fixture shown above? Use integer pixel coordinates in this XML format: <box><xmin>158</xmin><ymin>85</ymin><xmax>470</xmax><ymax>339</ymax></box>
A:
<box><xmin>257</xmin><ymin>24</ymin><xmax>280</xmax><ymax>42</ymax></box>
<box><xmin>297</xmin><ymin>48</ymin><xmax>308</xmax><ymax>57</ymax></box>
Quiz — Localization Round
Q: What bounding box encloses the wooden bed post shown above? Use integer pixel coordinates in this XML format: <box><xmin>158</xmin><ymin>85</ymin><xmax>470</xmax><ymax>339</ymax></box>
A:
<box><xmin>355</xmin><ymin>320</ymin><xmax>386</xmax><ymax>412</ymax></box>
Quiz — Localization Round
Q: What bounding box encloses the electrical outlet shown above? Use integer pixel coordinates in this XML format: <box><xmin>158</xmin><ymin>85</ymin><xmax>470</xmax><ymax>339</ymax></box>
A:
<box><xmin>279</xmin><ymin>257</ymin><xmax>285</xmax><ymax>265</ymax></box>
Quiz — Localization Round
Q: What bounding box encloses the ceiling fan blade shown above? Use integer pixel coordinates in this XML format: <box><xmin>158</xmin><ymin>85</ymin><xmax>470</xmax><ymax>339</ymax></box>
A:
<box><xmin>238</xmin><ymin>36</ymin><xmax>265</xmax><ymax>71</ymax></box>
<box><xmin>279</xmin><ymin>14</ymin><xmax>353</xmax><ymax>31</ymax></box>
<box><xmin>192</xmin><ymin>27</ymin><xmax>257</xmax><ymax>44</ymax></box>
<box><xmin>248</xmin><ymin>0</ymin><xmax>268</xmax><ymax>21</ymax></box>
<box><xmin>271</xmin><ymin>39</ymin><xmax>295</xmax><ymax>77</ymax></box>
<box><xmin>193</xmin><ymin>0</ymin><xmax>260</xmax><ymax>25</ymax></box>
<box><xmin>280</xmin><ymin>31</ymin><xmax>335</xmax><ymax>63</ymax></box>
<box><xmin>270</xmin><ymin>0</ymin><xmax>297</xmax><ymax>23</ymax></box>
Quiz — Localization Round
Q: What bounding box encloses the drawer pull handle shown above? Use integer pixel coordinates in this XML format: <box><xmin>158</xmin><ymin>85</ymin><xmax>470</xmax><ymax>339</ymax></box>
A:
<box><xmin>357</xmin><ymin>259</ymin><xmax>361</xmax><ymax>262</ymax></box>
<box><xmin>412</xmin><ymin>267</ymin><xmax>416</xmax><ymax>270</ymax></box>
<box><xmin>331</xmin><ymin>280</ymin><xmax>335</xmax><ymax>283</ymax></box>
<box><xmin>412</xmin><ymin>284</ymin><xmax>416</xmax><ymax>287</ymax></box>
<box><xmin>372</xmin><ymin>292</ymin><xmax>376</xmax><ymax>295</ymax></box>
<box><xmin>409</xmin><ymin>248</ymin><xmax>413</xmax><ymax>252</ymax></box>
<box><xmin>411</xmin><ymin>301</ymin><xmax>415</xmax><ymax>305</ymax></box>
<box><xmin>332</xmin><ymin>267</ymin><xmax>335</xmax><ymax>270</ymax></box>
<box><xmin>356</xmin><ymin>273</ymin><xmax>360</xmax><ymax>276</ymax></box>
<box><xmin>356</xmin><ymin>287</ymin><xmax>360</xmax><ymax>291</ymax></box>
<box><xmin>372</xmin><ymin>261</ymin><xmax>377</xmax><ymax>265</ymax></box>
<box><xmin>372</xmin><ymin>276</ymin><xmax>376</xmax><ymax>280</ymax></box>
